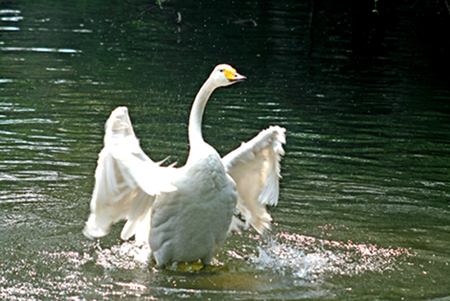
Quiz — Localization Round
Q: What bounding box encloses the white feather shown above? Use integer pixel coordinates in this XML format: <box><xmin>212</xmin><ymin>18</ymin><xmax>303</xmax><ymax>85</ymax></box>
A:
<box><xmin>83</xmin><ymin>107</ymin><xmax>175</xmax><ymax>241</ymax></box>
<box><xmin>222</xmin><ymin>126</ymin><xmax>286</xmax><ymax>234</ymax></box>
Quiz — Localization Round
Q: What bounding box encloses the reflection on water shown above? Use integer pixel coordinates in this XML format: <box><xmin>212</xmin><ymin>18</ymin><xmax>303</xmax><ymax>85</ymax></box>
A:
<box><xmin>1</xmin><ymin>0</ymin><xmax>450</xmax><ymax>300</ymax></box>
<box><xmin>0</xmin><ymin>47</ymin><xmax>82</xmax><ymax>53</ymax></box>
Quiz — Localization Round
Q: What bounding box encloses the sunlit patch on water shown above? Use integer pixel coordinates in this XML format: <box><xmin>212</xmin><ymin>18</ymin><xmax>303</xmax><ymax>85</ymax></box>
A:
<box><xmin>246</xmin><ymin>232</ymin><xmax>413</xmax><ymax>280</ymax></box>
<box><xmin>0</xmin><ymin>241</ymin><xmax>154</xmax><ymax>300</ymax></box>
<box><xmin>0</xmin><ymin>245</ymin><xmax>95</xmax><ymax>300</ymax></box>
<box><xmin>0</xmin><ymin>233</ymin><xmax>416</xmax><ymax>300</ymax></box>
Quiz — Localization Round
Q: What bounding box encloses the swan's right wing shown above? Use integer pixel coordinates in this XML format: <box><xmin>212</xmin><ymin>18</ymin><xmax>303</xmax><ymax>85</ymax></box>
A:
<box><xmin>83</xmin><ymin>107</ymin><xmax>176</xmax><ymax>244</ymax></box>
<box><xmin>222</xmin><ymin>126</ymin><xmax>286</xmax><ymax>234</ymax></box>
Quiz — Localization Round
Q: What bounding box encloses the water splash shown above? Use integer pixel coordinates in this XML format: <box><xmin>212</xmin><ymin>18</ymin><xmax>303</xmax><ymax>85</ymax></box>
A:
<box><xmin>94</xmin><ymin>241</ymin><xmax>151</xmax><ymax>270</ymax></box>
<box><xmin>246</xmin><ymin>232</ymin><xmax>413</xmax><ymax>280</ymax></box>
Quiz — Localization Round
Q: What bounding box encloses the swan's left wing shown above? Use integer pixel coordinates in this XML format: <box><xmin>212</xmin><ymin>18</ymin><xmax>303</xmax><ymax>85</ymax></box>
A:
<box><xmin>222</xmin><ymin>126</ymin><xmax>286</xmax><ymax>234</ymax></box>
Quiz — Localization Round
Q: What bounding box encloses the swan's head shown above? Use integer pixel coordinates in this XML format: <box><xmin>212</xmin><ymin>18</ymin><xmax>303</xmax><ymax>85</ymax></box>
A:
<box><xmin>210</xmin><ymin>64</ymin><xmax>246</xmax><ymax>87</ymax></box>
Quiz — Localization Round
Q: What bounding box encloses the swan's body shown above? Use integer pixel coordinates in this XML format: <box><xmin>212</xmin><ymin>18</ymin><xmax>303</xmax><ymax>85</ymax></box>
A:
<box><xmin>83</xmin><ymin>64</ymin><xmax>286</xmax><ymax>267</ymax></box>
<box><xmin>149</xmin><ymin>143</ymin><xmax>237</xmax><ymax>264</ymax></box>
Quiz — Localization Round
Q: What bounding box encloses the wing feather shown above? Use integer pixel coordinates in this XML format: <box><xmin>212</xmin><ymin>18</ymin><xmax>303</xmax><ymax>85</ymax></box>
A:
<box><xmin>222</xmin><ymin>126</ymin><xmax>286</xmax><ymax>234</ymax></box>
<box><xmin>83</xmin><ymin>107</ymin><xmax>176</xmax><ymax>242</ymax></box>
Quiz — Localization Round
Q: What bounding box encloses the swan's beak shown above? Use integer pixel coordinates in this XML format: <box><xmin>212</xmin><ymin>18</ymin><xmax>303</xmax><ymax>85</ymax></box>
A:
<box><xmin>224</xmin><ymin>68</ymin><xmax>246</xmax><ymax>83</ymax></box>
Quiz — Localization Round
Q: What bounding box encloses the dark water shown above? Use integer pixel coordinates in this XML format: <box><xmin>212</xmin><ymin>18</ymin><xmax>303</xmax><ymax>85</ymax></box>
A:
<box><xmin>1</xmin><ymin>0</ymin><xmax>450</xmax><ymax>299</ymax></box>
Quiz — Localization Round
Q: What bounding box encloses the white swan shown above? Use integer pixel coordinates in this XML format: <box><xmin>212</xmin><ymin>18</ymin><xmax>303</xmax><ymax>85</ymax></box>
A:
<box><xmin>83</xmin><ymin>64</ymin><xmax>286</xmax><ymax>267</ymax></box>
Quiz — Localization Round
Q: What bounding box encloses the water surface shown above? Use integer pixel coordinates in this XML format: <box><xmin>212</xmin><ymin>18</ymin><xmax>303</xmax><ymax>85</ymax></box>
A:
<box><xmin>1</xmin><ymin>0</ymin><xmax>450</xmax><ymax>300</ymax></box>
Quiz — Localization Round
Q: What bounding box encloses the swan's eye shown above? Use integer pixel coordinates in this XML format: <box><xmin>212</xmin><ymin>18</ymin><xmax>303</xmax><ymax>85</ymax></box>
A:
<box><xmin>219</xmin><ymin>69</ymin><xmax>224</xmax><ymax>72</ymax></box>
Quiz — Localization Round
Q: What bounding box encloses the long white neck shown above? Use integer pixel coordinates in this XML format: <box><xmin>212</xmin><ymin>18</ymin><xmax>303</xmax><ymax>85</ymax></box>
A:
<box><xmin>188</xmin><ymin>77</ymin><xmax>217</xmax><ymax>147</ymax></box>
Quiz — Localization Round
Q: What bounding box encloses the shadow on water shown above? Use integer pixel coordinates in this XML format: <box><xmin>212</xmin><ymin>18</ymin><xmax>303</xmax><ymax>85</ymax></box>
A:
<box><xmin>1</xmin><ymin>0</ymin><xmax>450</xmax><ymax>300</ymax></box>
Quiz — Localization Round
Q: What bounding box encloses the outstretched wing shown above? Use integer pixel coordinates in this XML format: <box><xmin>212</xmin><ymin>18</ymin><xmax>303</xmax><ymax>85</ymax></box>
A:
<box><xmin>222</xmin><ymin>126</ymin><xmax>286</xmax><ymax>234</ymax></box>
<box><xmin>83</xmin><ymin>107</ymin><xmax>176</xmax><ymax>244</ymax></box>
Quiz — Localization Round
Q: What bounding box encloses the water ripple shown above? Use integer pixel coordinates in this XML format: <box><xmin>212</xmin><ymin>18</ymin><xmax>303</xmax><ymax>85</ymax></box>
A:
<box><xmin>0</xmin><ymin>47</ymin><xmax>82</xmax><ymax>53</ymax></box>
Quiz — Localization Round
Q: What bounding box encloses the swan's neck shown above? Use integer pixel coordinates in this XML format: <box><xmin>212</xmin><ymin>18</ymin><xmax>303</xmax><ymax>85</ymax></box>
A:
<box><xmin>188</xmin><ymin>78</ymin><xmax>217</xmax><ymax>146</ymax></box>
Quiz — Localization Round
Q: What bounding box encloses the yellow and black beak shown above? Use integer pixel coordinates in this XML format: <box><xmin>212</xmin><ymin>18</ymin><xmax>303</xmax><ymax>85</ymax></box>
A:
<box><xmin>223</xmin><ymin>68</ymin><xmax>246</xmax><ymax>82</ymax></box>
